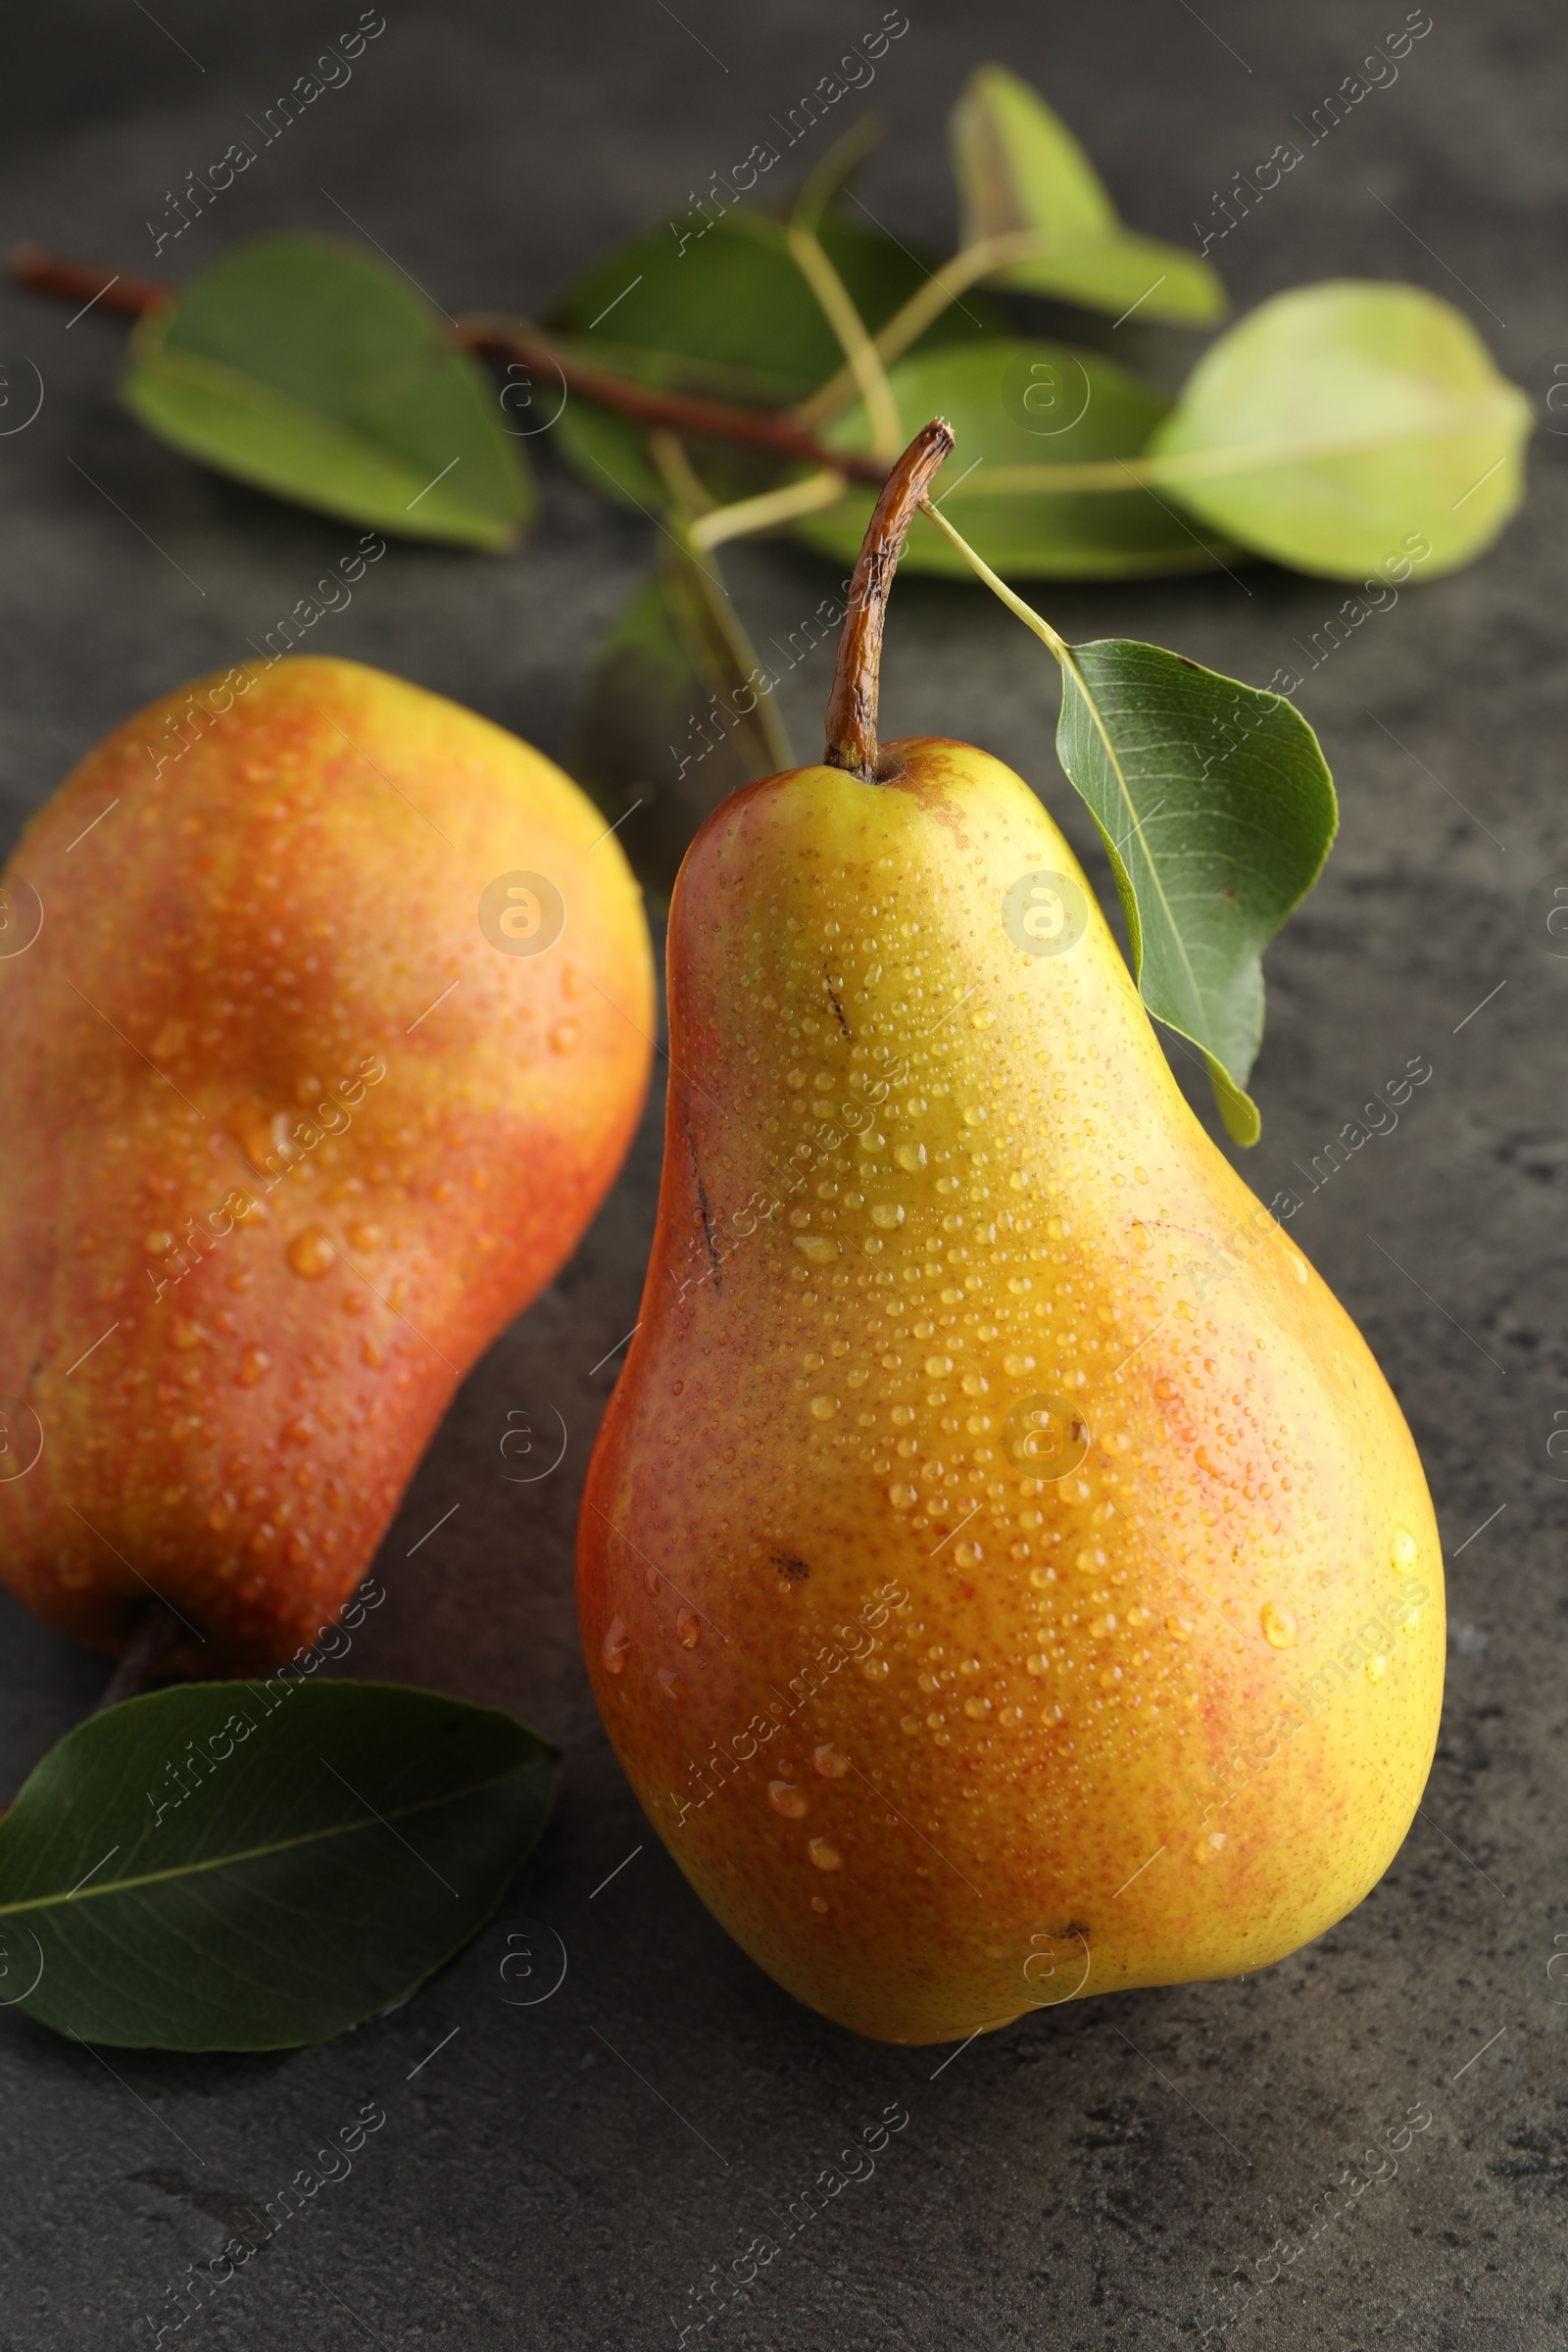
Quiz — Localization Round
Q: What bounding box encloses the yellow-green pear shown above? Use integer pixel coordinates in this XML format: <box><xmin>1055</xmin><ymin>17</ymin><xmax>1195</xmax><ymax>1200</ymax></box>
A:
<box><xmin>577</xmin><ymin>424</ymin><xmax>1443</xmax><ymax>2043</ymax></box>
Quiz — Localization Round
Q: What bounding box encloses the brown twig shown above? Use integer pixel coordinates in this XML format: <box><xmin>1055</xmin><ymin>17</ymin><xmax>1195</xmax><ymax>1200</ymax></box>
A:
<box><xmin>823</xmin><ymin>416</ymin><xmax>956</xmax><ymax>782</ymax></box>
<box><xmin>10</xmin><ymin>245</ymin><xmax>889</xmax><ymax>487</ymax></box>
<box><xmin>11</xmin><ymin>243</ymin><xmax>172</xmax><ymax>318</ymax></box>
<box><xmin>461</xmin><ymin>314</ymin><xmax>888</xmax><ymax>484</ymax></box>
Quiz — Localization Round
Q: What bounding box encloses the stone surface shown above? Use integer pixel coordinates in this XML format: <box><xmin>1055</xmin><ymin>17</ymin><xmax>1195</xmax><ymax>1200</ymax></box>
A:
<box><xmin>0</xmin><ymin>3</ymin><xmax>1562</xmax><ymax>2346</ymax></box>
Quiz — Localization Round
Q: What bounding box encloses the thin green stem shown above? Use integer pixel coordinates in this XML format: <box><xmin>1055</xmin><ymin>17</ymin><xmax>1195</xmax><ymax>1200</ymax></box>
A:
<box><xmin>690</xmin><ymin>466</ymin><xmax>847</xmax><ymax>549</ymax></box>
<box><xmin>648</xmin><ymin>429</ymin><xmax>718</xmax><ymax>514</ymax></box>
<box><xmin>663</xmin><ymin>520</ymin><xmax>796</xmax><ymax>773</ymax></box>
<box><xmin>917</xmin><ymin>493</ymin><xmax>1203</xmax><ymax>1029</ymax></box>
<box><xmin>915</xmin><ymin>494</ymin><xmax>1069</xmax><ymax>659</ymax></box>
<box><xmin>795</xmin><ymin>229</ymin><xmax>1045</xmax><ymax>428</ymax></box>
<box><xmin>786</xmin><ymin>220</ymin><xmax>904</xmax><ymax>463</ymax></box>
<box><xmin>791</xmin><ymin>114</ymin><xmax>885</xmax><ymax>233</ymax></box>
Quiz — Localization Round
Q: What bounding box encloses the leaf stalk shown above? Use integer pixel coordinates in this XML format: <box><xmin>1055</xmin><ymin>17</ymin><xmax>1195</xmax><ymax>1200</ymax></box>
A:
<box><xmin>794</xmin><ymin>228</ymin><xmax>1048</xmax><ymax>427</ymax></box>
<box><xmin>690</xmin><ymin>467</ymin><xmax>848</xmax><ymax>549</ymax></box>
<box><xmin>785</xmin><ymin>220</ymin><xmax>904</xmax><ymax>462</ymax></box>
<box><xmin>916</xmin><ymin>493</ymin><xmax>1069</xmax><ymax>656</ymax></box>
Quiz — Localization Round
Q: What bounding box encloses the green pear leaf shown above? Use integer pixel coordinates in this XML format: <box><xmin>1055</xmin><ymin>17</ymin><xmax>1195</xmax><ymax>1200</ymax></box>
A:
<box><xmin>550</xmin><ymin>212</ymin><xmax>1003</xmax><ymax>511</ymax></box>
<box><xmin>1051</xmin><ymin>642</ymin><xmax>1337</xmax><ymax>1142</ymax></box>
<box><xmin>950</xmin><ymin>64</ymin><xmax>1227</xmax><ymax>324</ymax></box>
<box><xmin>0</xmin><ymin>1681</ymin><xmax>555</xmax><ymax>2049</ymax></box>
<box><xmin>122</xmin><ymin>236</ymin><xmax>533</xmax><ymax>550</ymax></box>
<box><xmin>554</xmin><ymin>210</ymin><xmax>1001</xmax><ymax>400</ymax></box>
<box><xmin>573</xmin><ymin>528</ymin><xmax>795</xmax><ymax>902</ymax></box>
<box><xmin>1144</xmin><ymin>280</ymin><xmax>1533</xmax><ymax>577</ymax></box>
<box><xmin>798</xmin><ymin>339</ymin><xmax>1242</xmax><ymax>578</ymax></box>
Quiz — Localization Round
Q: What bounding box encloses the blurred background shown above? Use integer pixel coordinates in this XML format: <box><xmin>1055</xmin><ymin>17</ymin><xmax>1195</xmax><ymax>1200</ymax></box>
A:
<box><xmin>2</xmin><ymin>3</ymin><xmax>1564</xmax><ymax>2345</ymax></box>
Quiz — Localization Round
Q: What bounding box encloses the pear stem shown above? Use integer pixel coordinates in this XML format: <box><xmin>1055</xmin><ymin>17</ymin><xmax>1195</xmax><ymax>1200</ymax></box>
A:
<box><xmin>94</xmin><ymin>1601</ymin><xmax>183</xmax><ymax>1711</ymax></box>
<box><xmin>822</xmin><ymin>416</ymin><xmax>956</xmax><ymax>783</ymax></box>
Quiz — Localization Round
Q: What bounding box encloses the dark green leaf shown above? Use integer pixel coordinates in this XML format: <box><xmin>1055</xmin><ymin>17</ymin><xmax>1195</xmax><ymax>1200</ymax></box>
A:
<box><xmin>0</xmin><ymin>1681</ymin><xmax>555</xmax><ymax>2049</ymax></box>
<box><xmin>799</xmin><ymin>339</ymin><xmax>1241</xmax><ymax>578</ymax></box>
<box><xmin>950</xmin><ymin>64</ymin><xmax>1227</xmax><ymax>324</ymax></box>
<box><xmin>1053</xmin><ymin>642</ymin><xmax>1337</xmax><ymax>1141</ymax></box>
<box><xmin>574</xmin><ymin>530</ymin><xmax>796</xmax><ymax>902</ymax></box>
<box><xmin>550</xmin><ymin>213</ymin><xmax>1003</xmax><ymax>511</ymax></box>
<box><xmin>122</xmin><ymin>236</ymin><xmax>533</xmax><ymax>550</ymax></box>
<box><xmin>555</xmin><ymin>211</ymin><xmax>1001</xmax><ymax>399</ymax></box>
<box><xmin>1145</xmin><ymin>280</ymin><xmax>1532</xmax><ymax>577</ymax></box>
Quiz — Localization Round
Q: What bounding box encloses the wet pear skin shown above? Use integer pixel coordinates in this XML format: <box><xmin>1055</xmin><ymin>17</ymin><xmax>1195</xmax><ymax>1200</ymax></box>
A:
<box><xmin>578</xmin><ymin>737</ymin><xmax>1444</xmax><ymax>2044</ymax></box>
<box><xmin>0</xmin><ymin>657</ymin><xmax>653</xmax><ymax>1669</ymax></box>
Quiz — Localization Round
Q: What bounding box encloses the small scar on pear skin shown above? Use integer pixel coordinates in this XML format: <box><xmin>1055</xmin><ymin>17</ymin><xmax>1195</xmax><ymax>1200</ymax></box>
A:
<box><xmin>822</xmin><ymin>957</ymin><xmax>852</xmax><ymax>1039</ymax></box>
<box><xmin>772</xmin><ymin>1553</ymin><xmax>810</xmax><ymax>1580</ymax></box>
<box><xmin>682</xmin><ymin>1104</ymin><xmax>722</xmax><ymax>1289</ymax></box>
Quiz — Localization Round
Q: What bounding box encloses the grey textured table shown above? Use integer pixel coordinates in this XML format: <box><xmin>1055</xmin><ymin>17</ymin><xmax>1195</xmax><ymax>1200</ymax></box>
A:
<box><xmin>1</xmin><ymin>3</ymin><xmax>1563</xmax><ymax>2345</ymax></box>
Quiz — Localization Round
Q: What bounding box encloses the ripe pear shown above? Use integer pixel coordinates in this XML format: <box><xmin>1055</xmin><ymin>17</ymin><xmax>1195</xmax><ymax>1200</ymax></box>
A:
<box><xmin>577</xmin><ymin>424</ymin><xmax>1443</xmax><ymax>2043</ymax></box>
<box><xmin>0</xmin><ymin>656</ymin><xmax>652</xmax><ymax>1671</ymax></box>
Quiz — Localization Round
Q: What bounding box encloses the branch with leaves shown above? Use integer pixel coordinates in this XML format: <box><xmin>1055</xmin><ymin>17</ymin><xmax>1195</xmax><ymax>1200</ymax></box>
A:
<box><xmin>10</xmin><ymin>61</ymin><xmax>1527</xmax><ymax>1111</ymax></box>
<box><xmin>15</xmin><ymin>63</ymin><xmax>1530</xmax><ymax>573</ymax></box>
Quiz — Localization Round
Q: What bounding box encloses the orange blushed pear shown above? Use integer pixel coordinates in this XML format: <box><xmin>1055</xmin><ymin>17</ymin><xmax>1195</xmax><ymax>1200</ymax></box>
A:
<box><xmin>0</xmin><ymin>657</ymin><xmax>652</xmax><ymax>1669</ymax></box>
